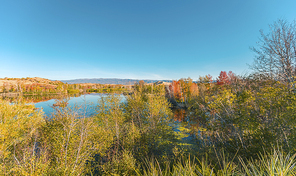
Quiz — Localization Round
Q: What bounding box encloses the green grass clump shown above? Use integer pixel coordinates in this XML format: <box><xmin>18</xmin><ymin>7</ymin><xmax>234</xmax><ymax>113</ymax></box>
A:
<box><xmin>240</xmin><ymin>149</ymin><xmax>296</xmax><ymax>176</ymax></box>
<box><xmin>140</xmin><ymin>149</ymin><xmax>296</xmax><ymax>176</ymax></box>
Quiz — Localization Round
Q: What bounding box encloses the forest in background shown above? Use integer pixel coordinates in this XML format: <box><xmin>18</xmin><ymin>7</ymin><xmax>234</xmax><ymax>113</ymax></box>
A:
<box><xmin>0</xmin><ymin>77</ymin><xmax>131</xmax><ymax>96</ymax></box>
<box><xmin>1</xmin><ymin>19</ymin><xmax>296</xmax><ymax>175</ymax></box>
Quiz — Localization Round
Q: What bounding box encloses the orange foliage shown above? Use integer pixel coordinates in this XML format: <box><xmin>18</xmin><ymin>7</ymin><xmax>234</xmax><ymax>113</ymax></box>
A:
<box><xmin>173</xmin><ymin>109</ymin><xmax>186</xmax><ymax>122</ymax></box>
<box><xmin>189</xmin><ymin>83</ymin><xmax>199</xmax><ymax>96</ymax></box>
<box><xmin>169</xmin><ymin>81</ymin><xmax>182</xmax><ymax>100</ymax></box>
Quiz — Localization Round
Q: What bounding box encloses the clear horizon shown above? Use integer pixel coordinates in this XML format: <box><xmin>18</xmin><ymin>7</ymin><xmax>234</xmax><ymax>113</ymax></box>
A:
<box><xmin>1</xmin><ymin>0</ymin><xmax>296</xmax><ymax>80</ymax></box>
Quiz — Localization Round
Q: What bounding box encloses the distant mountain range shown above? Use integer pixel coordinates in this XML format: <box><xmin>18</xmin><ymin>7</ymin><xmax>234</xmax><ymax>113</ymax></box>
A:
<box><xmin>60</xmin><ymin>78</ymin><xmax>173</xmax><ymax>85</ymax></box>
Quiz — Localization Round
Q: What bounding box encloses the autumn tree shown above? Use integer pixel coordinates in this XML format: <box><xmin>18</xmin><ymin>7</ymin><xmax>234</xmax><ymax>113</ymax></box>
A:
<box><xmin>189</xmin><ymin>83</ymin><xmax>199</xmax><ymax>96</ymax></box>
<box><xmin>227</xmin><ymin>71</ymin><xmax>237</xmax><ymax>84</ymax></box>
<box><xmin>199</xmin><ymin>74</ymin><xmax>213</xmax><ymax>83</ymax></box>
<box><xmin>251</xmin><ymin>19</ymin><xmax>296</xmax><ymax>86</ymax></box>
<box><xmin>217</xmin><ymin>71</ymin><xmax>229</xmax><ymax>85</ymax></box>
<box><xmin>139</xmin><ymin>80</ymin><xmax>145</xmax><ymax>87</ymax></box>
<box><xmin>169</xmin><ymin>81</ymin><xmax>182</xmax><ymax>101</ymax></box>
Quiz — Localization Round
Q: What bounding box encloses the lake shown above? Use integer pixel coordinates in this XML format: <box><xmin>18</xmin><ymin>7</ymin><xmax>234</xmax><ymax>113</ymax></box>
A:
<box><xmin>33</xmin><ymin>93</ymin><xmax>126</xmax><ymax>117</ymax></box>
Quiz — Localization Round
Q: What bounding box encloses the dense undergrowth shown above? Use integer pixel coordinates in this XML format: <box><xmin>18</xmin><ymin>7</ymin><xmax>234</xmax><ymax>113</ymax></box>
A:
<box><xmin>1</xmin><ymin>76</ymin><xmax>296</xmax><ymax>175</ymax></box>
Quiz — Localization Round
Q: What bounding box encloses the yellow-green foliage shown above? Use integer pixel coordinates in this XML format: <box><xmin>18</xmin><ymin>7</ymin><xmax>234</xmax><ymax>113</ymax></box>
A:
<box><xmin>95</xmin><ymin>95</ymin><xmax>141</xmax><ymax>175</ymax></box>
<box><xmin>40</xmin><ymin>105</ymin><xmax>114</xmax><ymax>175</ymax></box>
<box><xmin>1</xmin><ymin>79</ymin><xmax>296</xmax><ymax>175</ymax></box>
<box><xmin>189</xmin><ymin>80</ymin><xmax>296</xmax><ymax>159</ymax></box>
<box><xmin>0</xmin><ymin>99</ymin><xmax>45</xmax><ymax>175</ymax></box>
<box><xmin>95</xmin><ymin>92</ymin><xmax>177</xmax><ymax>175</ymax></box>
<box><xmin>125</xmin><ymin>89</ymin><xmax>177</xmax><ymax>159</ymax></box>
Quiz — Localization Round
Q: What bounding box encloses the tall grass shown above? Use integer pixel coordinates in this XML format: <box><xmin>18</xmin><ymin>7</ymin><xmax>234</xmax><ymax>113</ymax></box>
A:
<box><xmin>240</xmin><ymin>148</ymin><xmax>296</xmax><ymax>176</ymax></box>
<box><xmin>140</xmin><ymin>149</ymin><xmax>296</xmax><ymax>176</ymax></box>
<box><xmin>141</xmin><ymin>154</ymin><xmax>233</xmax><ymax>176</ymax></box>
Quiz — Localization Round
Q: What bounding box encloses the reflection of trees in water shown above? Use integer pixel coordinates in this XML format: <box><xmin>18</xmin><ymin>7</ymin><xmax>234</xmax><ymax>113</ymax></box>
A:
<box><xmin>1</xmin><ymin>96</ymin><xmax>18</xmax><ymax>103</ymax></box>
<box><xmin>3</xmin><ymin>93</ymin><xmax>122</xmax><ymax>103</ymax></box>
<box><xmin>22</xmin><ymin>93</ymin><xmax>81</xmax><ymax>103</ymax></box>
<box><xmin>173</xmin><ymin>109</ymin><xmax>186</xmax><ymax>122</ymax></box>
<box><xmin>173</xmin><ymin>108</ymin><xmax>201</xmax><ymax>131</ymax></box>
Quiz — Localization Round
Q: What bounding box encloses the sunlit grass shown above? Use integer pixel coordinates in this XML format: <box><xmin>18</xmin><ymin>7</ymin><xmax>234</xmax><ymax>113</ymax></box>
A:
<box><xmin>140</xmin><ymin>149</ymin><xmax>296</xmax><ymax>176</ymax></box>
<box><xmin>240</xmin><ymin>148</ymin><xmax>296</xmax><ymax>176</ymax></box>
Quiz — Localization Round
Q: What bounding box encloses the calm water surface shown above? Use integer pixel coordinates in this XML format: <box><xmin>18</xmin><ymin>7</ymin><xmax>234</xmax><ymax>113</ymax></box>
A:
<box><xmin>34</xmin><ymin>93</ymin><xmax>126</xmax><ymax>116</ymax></box>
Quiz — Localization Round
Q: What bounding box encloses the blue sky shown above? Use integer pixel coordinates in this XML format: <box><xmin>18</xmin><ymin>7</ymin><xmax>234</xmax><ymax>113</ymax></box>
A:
<box><xmin>0</xmin><ymin>0</ymin><xmax>295</xmax><ymax>80</ymax></box>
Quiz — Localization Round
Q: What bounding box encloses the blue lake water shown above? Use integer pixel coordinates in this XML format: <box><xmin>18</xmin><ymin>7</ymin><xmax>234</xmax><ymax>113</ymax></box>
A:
<box><xmin>34</xmin><ymin>93</ymin><xmax>126</xmax><ymax>117</ymax></box>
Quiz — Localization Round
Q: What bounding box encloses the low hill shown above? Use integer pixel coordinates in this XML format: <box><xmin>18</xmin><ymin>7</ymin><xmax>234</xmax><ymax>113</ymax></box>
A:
<box><xmin>0</xmin><ymin>77</ymin><xmax>63</xmax><ymax>92</ymax></box>
<box><xmin>0</xmin><ymin>77</ymin><xmax>62</xmax><ymax>86</ymax></box>
<box><xmin>60</xmin><ymin>78</ymin><xmax>172</xmax><ymax>85</ymax></box>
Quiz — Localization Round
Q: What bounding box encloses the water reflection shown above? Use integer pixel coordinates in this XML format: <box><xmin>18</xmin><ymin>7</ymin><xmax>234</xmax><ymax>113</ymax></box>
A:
<box><xmin>3</xmin><ymin>93</ymin><xmax>194</xmax><ymax>126</ymax></box>
<box><xmin>173</xmin><ymin>109</ymin><xmax>187</xmax><ymax>122</ymax></box>
<box><xmin>24</xmin><ymin>93</ymin><xmax>80</xmax><ymax>103</ymax></box>
<box><xmin>33</xmin><ymin>93</ymin><xmax>126</xmax><ymax>116</ymax></box>
<box><xmin>2</xmin><ymin>93</ymin><xmax>81</xmax><ymax>103</ymax></box>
